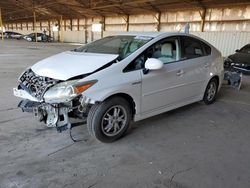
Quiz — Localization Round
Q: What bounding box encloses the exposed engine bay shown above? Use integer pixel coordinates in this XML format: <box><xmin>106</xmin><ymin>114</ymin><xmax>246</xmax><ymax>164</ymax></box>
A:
<box><xmin>18</xmin><ymin>69</ymin><xmax>59</xmax><ymax>101</ymax></box>
<box><xmin>16</xmin><ymin>69</ymin><xmax>93</xmax><ymax>133</ymax></box>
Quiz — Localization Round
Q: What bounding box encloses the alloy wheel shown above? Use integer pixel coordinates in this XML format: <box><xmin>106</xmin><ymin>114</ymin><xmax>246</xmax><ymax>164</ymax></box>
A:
<box><xmin>101</xmin><ymin>105</ymin><xmax>127</xmax><ymax>137</ymax></box>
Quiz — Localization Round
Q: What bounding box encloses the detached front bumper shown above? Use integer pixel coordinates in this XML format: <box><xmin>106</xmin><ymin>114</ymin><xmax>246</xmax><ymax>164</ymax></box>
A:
<box><xmin>14</xmin><ymin>87</ymin><xmax>70</xmax><ymax>130</ymax></box>
<box><xmin>14</xmin><ymin>88</ymin><xmax>92</xmax><ymax>132</ymax></box>
<box><xmin>18</xmin><ymin>99</ymin><xmax>72</xmax><ymax>132</ymax></box>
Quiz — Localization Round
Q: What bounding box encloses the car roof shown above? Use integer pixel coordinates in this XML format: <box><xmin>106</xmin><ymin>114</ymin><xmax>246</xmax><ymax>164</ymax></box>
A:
<box><xmin>114</xmin><ymin>32</ymin><xmax>214</xmax><ymax>49</ymax></box>
<box><xmin>116</xmin><ymin>32</ymin><xmax>200</xmax><ymax>38</ymax></box>
<box><xmin>116</xmin><ymin>32</ymin><xmax>180</xmax><ymax>38</ymax></box>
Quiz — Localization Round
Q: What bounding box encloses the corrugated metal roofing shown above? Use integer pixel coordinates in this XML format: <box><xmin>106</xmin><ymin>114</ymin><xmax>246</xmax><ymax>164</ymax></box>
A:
<box><xmin>1</xmin><ymin>0</ymin><xmax>250</xmax><ymax>23</ymax></box>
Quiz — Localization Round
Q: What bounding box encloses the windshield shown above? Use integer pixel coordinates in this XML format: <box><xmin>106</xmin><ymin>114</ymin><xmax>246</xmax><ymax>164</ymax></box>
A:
<box><xmin>239</xmin><ymin>45</ymin><xmax>250</xmax><ymax>54</ymax></box>
<box><xmin>73</xmin><ymin>35</ymin><xmax>152</xmax><ymax>60</ymax></box>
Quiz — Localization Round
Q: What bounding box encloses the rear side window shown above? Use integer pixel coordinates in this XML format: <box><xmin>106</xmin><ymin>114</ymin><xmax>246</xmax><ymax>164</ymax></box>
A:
<box><xmin>181</xmin><ymin>36</ymin><xmax>206</xmax><ymax>59</ymax></box>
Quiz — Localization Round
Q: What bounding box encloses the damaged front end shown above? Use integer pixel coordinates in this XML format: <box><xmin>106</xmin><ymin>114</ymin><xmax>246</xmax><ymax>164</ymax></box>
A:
<box><xmin>14</xmin><ymin>69</ymin><xmax>96</xmax><ymax>132</ymax></box>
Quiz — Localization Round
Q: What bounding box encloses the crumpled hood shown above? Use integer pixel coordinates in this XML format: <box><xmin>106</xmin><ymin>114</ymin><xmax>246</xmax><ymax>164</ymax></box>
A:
<box><xmin>31</xmin><ymin>51</ymin><xmax>118</xmax><ymax>80</ymax></box>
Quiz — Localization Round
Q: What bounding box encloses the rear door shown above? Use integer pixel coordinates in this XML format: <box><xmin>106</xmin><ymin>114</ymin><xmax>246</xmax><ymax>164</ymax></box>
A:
<box><xmin>179</xmin><ymin>36</ymin><xmax>212</xmax><ymax>97</ymax></box>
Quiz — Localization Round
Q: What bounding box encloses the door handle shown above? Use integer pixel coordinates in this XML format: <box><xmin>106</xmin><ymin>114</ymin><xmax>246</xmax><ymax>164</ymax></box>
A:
<box><xmin>176</xmin><ymin>70</ymin><xmax>184</xmax><ymax>76</ymax></box>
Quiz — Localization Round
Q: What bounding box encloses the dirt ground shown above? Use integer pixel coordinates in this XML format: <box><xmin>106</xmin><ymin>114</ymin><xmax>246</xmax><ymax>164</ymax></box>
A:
<box><xmin>0</xmin><ymin>40</ymin><xmax>250</xmax><ymax>188</ymax></box>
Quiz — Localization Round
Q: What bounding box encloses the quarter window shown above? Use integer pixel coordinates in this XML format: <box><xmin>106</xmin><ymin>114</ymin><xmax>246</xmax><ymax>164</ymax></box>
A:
<box><xmin>202</xmin><ymin>42</ymin><xmax>211</xmax><ymax>55</ymax></box>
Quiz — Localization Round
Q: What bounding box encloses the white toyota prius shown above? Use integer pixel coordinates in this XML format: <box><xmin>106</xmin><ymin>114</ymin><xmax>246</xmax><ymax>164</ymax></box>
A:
<box><xmin>13</xmin><ymin>32</ymin><xmax>224</xmax><ymax>142</ymax></box>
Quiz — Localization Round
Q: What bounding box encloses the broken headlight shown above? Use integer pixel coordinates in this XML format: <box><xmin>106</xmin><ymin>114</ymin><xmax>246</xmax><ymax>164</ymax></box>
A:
<box><xmin>44</xmin><ymin>80</ymin><xmax>97</xmax><ymax>103</ymax></box>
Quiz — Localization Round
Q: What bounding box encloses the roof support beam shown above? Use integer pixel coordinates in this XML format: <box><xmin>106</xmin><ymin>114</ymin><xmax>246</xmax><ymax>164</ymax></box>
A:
<box><xmin>154</xmin><ymin>12</ymin><xmax>161</xmax><ymax>31</ymax></box>
<box><xmin>122</xmin><ymin>15</ymin><xmax>129</xmax><ymax>32</ymax></box>
<box><xmin>199</xmin><ymin>8</ymin><xmax>206</xmax><ymax>32</ymax></box>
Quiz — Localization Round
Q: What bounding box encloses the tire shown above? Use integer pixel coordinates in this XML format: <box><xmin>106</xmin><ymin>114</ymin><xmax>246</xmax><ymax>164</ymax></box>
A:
<box><xmin>203</xmin><ymin>78</ymin><xmax>218</xmax><ymax>105</ymax></box>
<box><xmin>87</xmin><ymin>97</ymin><xmax>132</xmax><ymax>143</ymax></box>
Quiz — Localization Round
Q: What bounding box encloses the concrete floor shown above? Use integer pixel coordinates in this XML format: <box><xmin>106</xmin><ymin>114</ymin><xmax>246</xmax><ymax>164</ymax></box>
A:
<box><xmin>0</xmin><ymin>40</ymin><xmax>250</xmax><ymax>188</ymax></box>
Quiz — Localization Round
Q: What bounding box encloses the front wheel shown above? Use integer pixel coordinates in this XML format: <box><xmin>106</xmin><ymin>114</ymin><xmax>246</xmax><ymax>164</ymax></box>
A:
<box><xmin>87</xmin><ymin>97</ymin><xmax>132</xmax><ymax>143</ymax></box>
<box><xmin>203</xmin><ymin>78</ymin><xmax>218</xmax><ymax>105</ymax></box>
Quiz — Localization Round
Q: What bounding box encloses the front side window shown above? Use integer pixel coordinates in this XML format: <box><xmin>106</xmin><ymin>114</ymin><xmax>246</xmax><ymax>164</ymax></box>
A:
<box><xmin>149</xmin><ymin>37</ymin><xmax>180</xmax><ymax>64</ymax></box>
<box><xmin>74</xmin><ymin>35</ymin><xmax>152</xmax><ymax>61</ymax></box>
<box><xmin>181</xmin><ymin>36</ymin><xmax>205</xmax><ymax>59</ymax></box>
<box><xmin>124</xmin><ymin>37</ymin><xmax>180</xmax><ymax>72</ymax></box>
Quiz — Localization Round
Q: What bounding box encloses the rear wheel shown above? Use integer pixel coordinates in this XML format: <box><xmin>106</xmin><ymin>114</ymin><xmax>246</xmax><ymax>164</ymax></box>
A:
<box><xmin>203</xmin><ymin>78</ymin><xmax>218</xmax><ymax>105</ymax></box>
<box><xmin>87</xmin><ymin>97</ymin><xmax>132</xmax><ymax>143</ymax></box>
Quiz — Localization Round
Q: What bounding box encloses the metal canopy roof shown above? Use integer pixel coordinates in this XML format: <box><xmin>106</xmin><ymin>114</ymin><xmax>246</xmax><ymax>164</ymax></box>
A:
<box><xmin>1</xmin><ymin>0</ymin><xmax>250</xmax><ymax>23</ymax></box>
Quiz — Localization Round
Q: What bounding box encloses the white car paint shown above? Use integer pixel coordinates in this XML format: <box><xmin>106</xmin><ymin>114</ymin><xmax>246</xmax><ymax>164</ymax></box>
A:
<box><xmin>32</xmin><ymin>52</ymin><xmax>118</xmax><ymax>80</ymax></box>
<box><xmin>76</xmin><ymin>33</ymin><xmax>223</xmax><ymax>121</ymax></box>
<box><xmin>14</xmin><ymin>32</ymin><xmax>224</xmax><ymax>122</ymax></box>
<box><xmin>145</xmin><ymin>58</ymin><xmax>164</xmax><ymax>70</ymax></box>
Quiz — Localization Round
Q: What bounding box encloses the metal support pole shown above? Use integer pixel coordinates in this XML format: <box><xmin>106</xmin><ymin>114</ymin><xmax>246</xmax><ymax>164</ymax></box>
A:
<box><xmin>33</xmin><ymin>10</ymin><xmax>37</xmax><ymax>42</ymax></box>
<box><xmin>84</xmin><ymin>18</ymin><xmax>88</xmax><ymax>44</ymax></box>
<box><xmin>0</xmin><ymin>8</ymin><xmax>4</xmax><ymax>46</ymax></box>
<box><xmin>48</xmin><ymin>20</ymin><xmax>51</xmax><ymax>37</ymax></box>
<box><xmin>60</xmin><ymin>15</ymin><xmax>64</xmax><ymax>43</ymax></box>
<box><xmin>40</xmin><ymin>21</ymin><xmax>42</xmax><ymax>31</ymax></box>
<box><xmin>77</xmin><ymin>19</ymin><xmax>80</xmax><ymax>31</ymax></box>
<box><xmin>70</xmin><ymin>19</ymin><xmax>73</xmax><ymax>31</ymax></box>
<box><xmin>101</xmin><ymin>16</ymin><xmax>105</xmax><ymax>38</ymax></box>
<box><xmin>91</xmin><ymin>17</ymin><xmax>94</xmax><ymax>42</ymax></box>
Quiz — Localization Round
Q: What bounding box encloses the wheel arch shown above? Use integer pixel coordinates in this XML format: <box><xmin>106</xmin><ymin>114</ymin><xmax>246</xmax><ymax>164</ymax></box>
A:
<box><xmin>102</xmin><ymin>93</ymin><xmax>137</xmax><ymax>117</ymax></box>
<box><xmin>212</xmin><ymin>75</ymin><xmax>219</xmax><ymax>85</ymax></box>
<box><xmin>202</xmin><ymin>74</ymin><xmax>220</xmax><ymax>97</ymax></box>
<box><xmin>205</xmin><ymin>75</ymin><xmax>220</xmax><ymax>89</ymax></box>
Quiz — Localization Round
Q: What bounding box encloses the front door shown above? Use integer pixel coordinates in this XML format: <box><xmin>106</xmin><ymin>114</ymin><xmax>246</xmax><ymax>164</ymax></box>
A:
<box><xmin>140</xmin><ymin>36</ymin><xmax>189</xmax><ymax>114</ymax></box>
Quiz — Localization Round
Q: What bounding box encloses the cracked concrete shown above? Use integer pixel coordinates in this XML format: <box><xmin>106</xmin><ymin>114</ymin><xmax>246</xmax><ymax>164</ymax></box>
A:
<box><xmin>0</xmin><ymin>40</ymin><xmax>250</xmax><ymax>188</ymax></box>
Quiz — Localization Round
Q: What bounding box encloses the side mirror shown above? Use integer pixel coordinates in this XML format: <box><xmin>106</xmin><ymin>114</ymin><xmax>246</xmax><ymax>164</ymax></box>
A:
<box><xmin>235</xmin><ymin>49</ymin><xmax>240</xmax><ymax>52</ymax></box>
<box><xmin>145</xmin><ymin>58</ymin><xmax>164</xmax><ymax>70</ymax></box>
